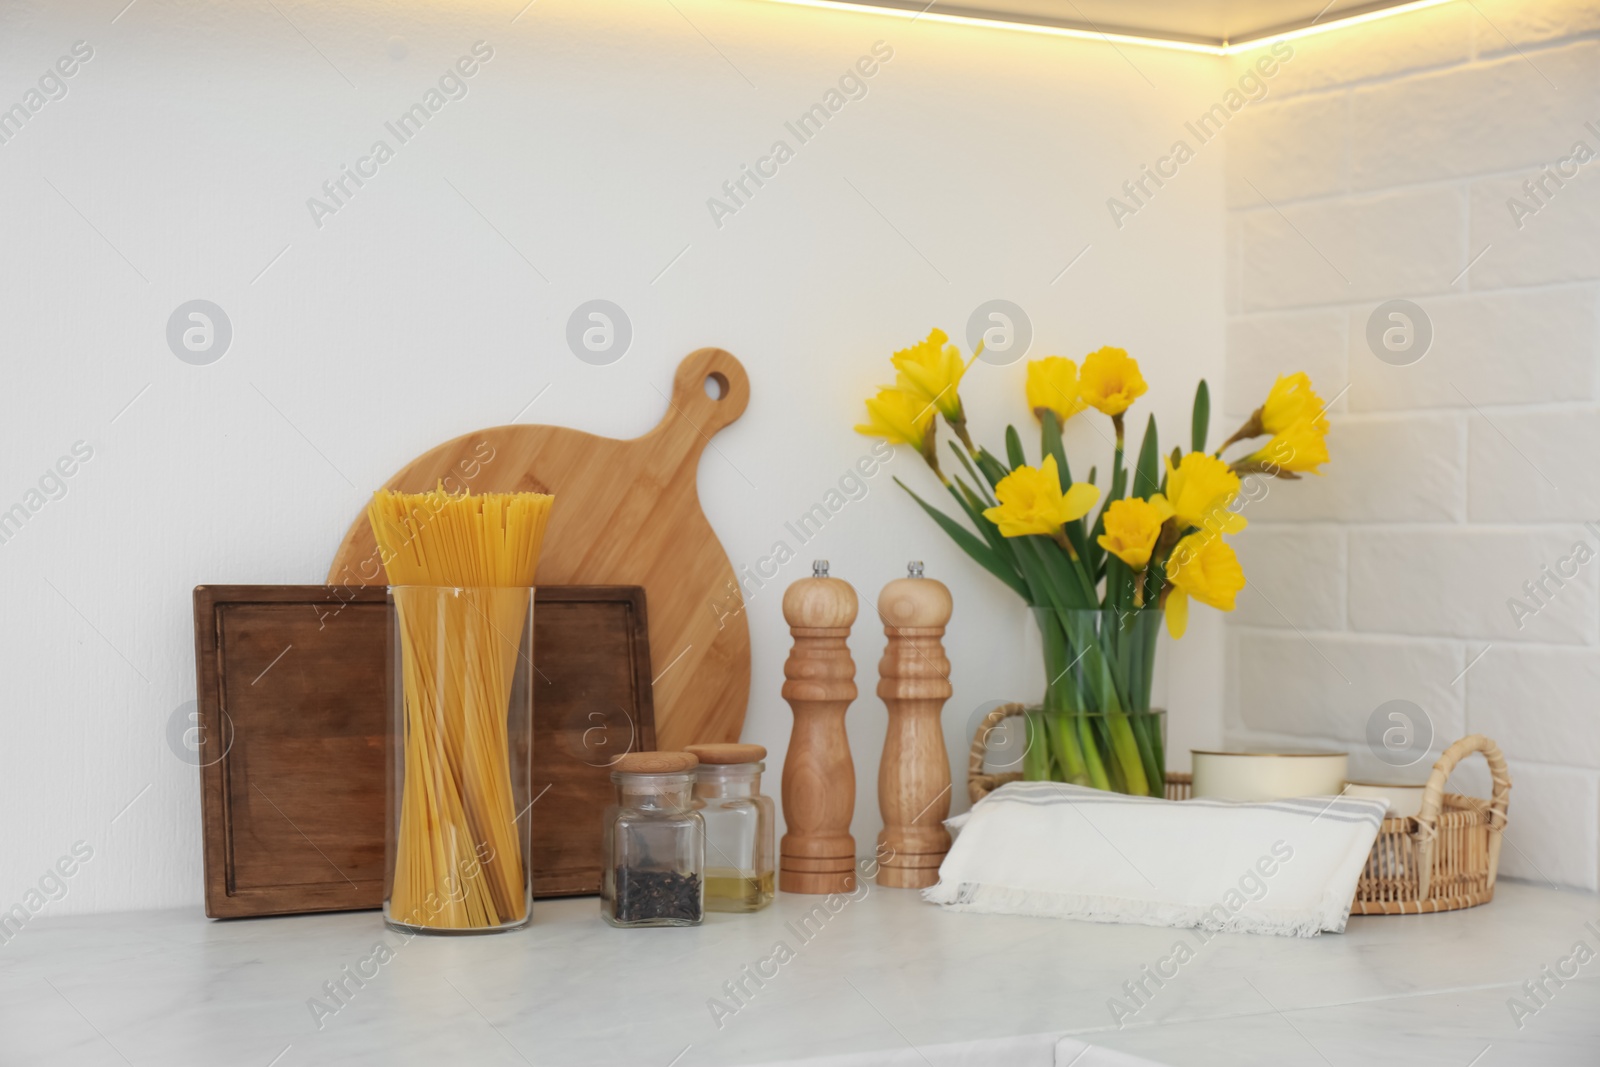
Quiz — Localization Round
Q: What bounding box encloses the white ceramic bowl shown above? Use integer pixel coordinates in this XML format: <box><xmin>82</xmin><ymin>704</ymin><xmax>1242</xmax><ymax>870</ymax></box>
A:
<box><xmin>1190</xmin><ymin>750</ymin><xmax>1349</xmax><ymax>801</ymax></box>
<box><xmin>1343</xmin><ymin>781</ymin><xmax>1427</xmax><ymax>819</ymax></box>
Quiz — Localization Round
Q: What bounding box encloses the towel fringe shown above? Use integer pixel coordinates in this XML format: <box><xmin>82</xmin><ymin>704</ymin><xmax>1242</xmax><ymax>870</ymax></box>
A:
<box><xmin>921</xmin><ymin>880</ymin><xmax>1341</xmax><ymax>938</ymax></box>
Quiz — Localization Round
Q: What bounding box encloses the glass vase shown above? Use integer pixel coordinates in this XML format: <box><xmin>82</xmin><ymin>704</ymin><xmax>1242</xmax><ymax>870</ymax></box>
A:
<box><xmin>1024</xmin><ymin>606</ymin><xmax>1166</xmax><ymax>797</ymax></box>
<box><xmin>385</xmin><ymin>586</ymin><xmax>534</xmax><ymax>934</ymax></box>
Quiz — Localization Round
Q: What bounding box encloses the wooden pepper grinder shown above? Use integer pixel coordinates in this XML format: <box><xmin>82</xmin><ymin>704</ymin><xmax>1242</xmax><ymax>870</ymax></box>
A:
<box><xmin>875</xmin><ymin>561</ymin><xmax>954</xmax><ymax>889</ymax></box>
<box><xmin>779</xmin><ymin>560</ymin><xmax>859</xmax><ymax>894</ymax></box>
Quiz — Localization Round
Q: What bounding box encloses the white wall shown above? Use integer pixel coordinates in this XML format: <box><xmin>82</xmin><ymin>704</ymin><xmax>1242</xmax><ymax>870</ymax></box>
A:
<box><xmin>0</xmin><ymin>0</ymin><xmax>1228</xmax><ymax>914</ymax></box>
<box><xmin>1223</xmin><ymin>1</ymin><xmax>1600</xmax><ymax>890</ymax></box>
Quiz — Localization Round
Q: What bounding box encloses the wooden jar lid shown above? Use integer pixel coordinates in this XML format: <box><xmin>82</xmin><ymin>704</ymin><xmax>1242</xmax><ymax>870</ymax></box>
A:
<box><xmin>684</xmin><ymin>743</ymin><xmax>766</xmax><ymax>764</ymax></box>
<box><xmin>613</xmin><ymin>751</ymin><xmax>699</xmax><ymax>774</ymax></box>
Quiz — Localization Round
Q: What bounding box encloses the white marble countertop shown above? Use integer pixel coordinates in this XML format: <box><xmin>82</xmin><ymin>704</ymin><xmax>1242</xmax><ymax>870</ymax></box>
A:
<box><xmin>3</xmin><ymin>880</ymin><xmax>1597</xmax><ymax>1066</ymax></box>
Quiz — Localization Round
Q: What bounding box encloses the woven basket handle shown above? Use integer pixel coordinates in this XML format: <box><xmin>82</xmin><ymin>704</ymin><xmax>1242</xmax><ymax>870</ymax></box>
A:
<box><xmin>1417</xmin><ymin>733</ymin><xmax>1511</xmax><ymax>831</ymax></box>
<box><xmin>967</xmin><ymin>702</ymin><xmax>1028</xmax><ymax>804</ymax></box>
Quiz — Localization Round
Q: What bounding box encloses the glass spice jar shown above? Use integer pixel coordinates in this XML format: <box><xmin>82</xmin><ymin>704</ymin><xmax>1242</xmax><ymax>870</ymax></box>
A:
<box><xmin>685</xmin><ymin>743</ymin><xmax>775</xmax><ymax>913</ymax></box>
<box><xmin>601</xmin><ymin>752</ymin><xmax>704</xmax><ymax>927</ymax></box>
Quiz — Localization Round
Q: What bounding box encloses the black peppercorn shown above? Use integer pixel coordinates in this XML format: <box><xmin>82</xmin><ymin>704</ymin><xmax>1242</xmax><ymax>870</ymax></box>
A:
<box><xmin>613</xmin><ymin>868</ymin><xmax>702</xmax><ymax>924</ymax></box>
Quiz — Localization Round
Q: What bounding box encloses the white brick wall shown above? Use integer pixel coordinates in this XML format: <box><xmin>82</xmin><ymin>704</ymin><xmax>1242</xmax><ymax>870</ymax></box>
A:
<box><xmin>1348</xmin><ymin>287</ymin><xmax>1596</xmax><ymax>411</ymax></box>
<box><xmin>1223</xmin><ymin>1</ymin><xmax>1600</xmax><ymax>890</ymax></box>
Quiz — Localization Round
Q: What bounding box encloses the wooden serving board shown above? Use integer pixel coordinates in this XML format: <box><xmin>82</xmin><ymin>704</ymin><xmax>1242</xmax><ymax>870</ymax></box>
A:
<box><xmin>193</xmin><ymin>584</ymin><xmax>654</xmax><ymax>918</ymax></box>
<box><xmin>325</xmin><ymin>347</ymin><xmax>751</xmax><ymax>750</ymax></box>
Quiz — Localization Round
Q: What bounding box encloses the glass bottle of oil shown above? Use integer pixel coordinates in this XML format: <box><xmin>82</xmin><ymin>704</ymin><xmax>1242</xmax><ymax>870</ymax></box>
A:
<box><xmin>685</xmin><ymin>744</ymin><xmax>775</xmax><ymax>912</ymax></box>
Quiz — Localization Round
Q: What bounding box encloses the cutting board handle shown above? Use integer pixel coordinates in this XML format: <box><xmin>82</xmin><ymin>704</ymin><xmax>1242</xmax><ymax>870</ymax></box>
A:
<box><xmin>659</xmin><ymin>347</ymin><xmax>749</xmax><ymax>444</ymax></box>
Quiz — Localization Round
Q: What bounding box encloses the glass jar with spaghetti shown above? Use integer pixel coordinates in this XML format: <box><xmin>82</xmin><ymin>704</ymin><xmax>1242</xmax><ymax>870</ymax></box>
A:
<box><xmin>685</xmin><ymin>743</ymin><xmax>775</xmax><ymax>912</ymax></box>
<box><xmin>371</xmin><ymin>489</ymin><xmax>551</xmax><ymax>936</ymax></box>
<box><xmin>384</xmin><ymin>584</ymin><xmax>537</xmax><ymax>935</ymax></box>
<box><xmin>602</xmin><ymin>752</ymin><xmax>705</xmax><ymax>927</ymax></box>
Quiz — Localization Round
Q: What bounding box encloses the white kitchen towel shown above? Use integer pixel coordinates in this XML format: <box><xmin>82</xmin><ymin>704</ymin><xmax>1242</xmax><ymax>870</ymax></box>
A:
<box><xmin>923</xmin><ymin>781</ymin><xmax>1388</xmax><ymax>937</ymax></box>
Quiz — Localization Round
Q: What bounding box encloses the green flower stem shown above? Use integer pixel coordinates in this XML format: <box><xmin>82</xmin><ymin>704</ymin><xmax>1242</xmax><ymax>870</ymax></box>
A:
<box><xmin>1148</xmin><ymin>716</ymin><xmax>1167</xmax><ymax>791</ymax></box>
<box><xmin>1049</xmin><ymin>712</ymin><xmax>1092</xmax><ymax>785</ymax></box>
<box><xmin>1045</xmin><ymin>607</ymin><xmax>1153</xmax><ymax>797</ymax></box>
<box><xmin>1132</xmin><ymin>713</ymin><xmax>1164</xmax><ymax>795</ymax></box>
<box><xmin>1074</xmin><ymin>713</ymin><xmax>1111</xmax><ymax>790</ymax></box>
<box><xmin>1068</xmin><ymin>607</ymin><xmax>1145</xmax><ymax>793</ymax></box>
<box><xmin>1023</xmin><ymin>711</ymin><xmax>1052</xmax><ymax>781</ymax></box>
<box><xmin>1105</xmin><ymin>715</ymin><xmax>1148</xmax><ymax>796</ymax></box>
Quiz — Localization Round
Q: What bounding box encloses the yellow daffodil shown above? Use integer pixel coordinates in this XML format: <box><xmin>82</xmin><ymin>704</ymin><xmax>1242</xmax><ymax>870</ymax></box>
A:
<box><xmin>982</xmin><ymin>455</ymin><xmax>1099</xmax><ymax>538</ymax></box>
<box><xmin>891</xmin><ymin>328</ymin><xmax>967</xmax><ymax>422</ymax></box>
<box><xmin>1025</xmin><ymin>357</ymin><xmax>1086</xmax><ymax>424</ymax></box>
<box><xmin>856</xmin><ymin>386</ymin><xmax>935</xmax><ymax>451</ymax></box>
<box><xmin>1235</xmin><ymin>373</ymin><xmax>1332</xmax><ymax>475</ymax></box>
<box><xmin>1164</xmin><ymin>452</ymin><xmax>1247</xmax><ymax>535</ymax></box>
<box><xmin>1246</xmin><ymin>419</ymin><xmax>1331</xmax><ymax>475</ymax></box>
<box><xmin>1260</xmin><ymin>372</ymin><xmax>1329</xmax><ymax>436</ymax></box>
<box><xmin>1163</xmin><ymin>532</ymin><xmax>1246</xmax><ymax>638</ymax></box>
<box><xmin>1096</xmin><ymin>495</ymin><xmax>1175</xmax><ymax>570</ymax></box>
<box><xmin>1220</xmin><ymin>372</ymin><xmax>1332</xmax><ymax>474</ymax></box>
<box><xmin>1078</xmin><ymin>347</ymin><xmax>1147</xmax><ymax>417</ymax></box>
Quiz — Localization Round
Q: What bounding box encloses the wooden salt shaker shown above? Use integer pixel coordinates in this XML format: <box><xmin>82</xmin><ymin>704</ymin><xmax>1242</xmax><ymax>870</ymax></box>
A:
<box><xmin>875</xmin><ymin>561</ymin><xmax>953</xmax><ymax>889</ymax></box>
<box><xmin>779</xmin><ymin>561</ymin><xmax>859</xmax><ymax>894</ymax></box>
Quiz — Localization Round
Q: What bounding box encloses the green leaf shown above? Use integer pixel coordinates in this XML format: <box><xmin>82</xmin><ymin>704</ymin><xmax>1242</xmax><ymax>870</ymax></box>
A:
<box><xmin>1016</xmin><ymin>537</ymin><xmax>1081</xmax><ymax>615</ymax></box>
<box><xmin>1090</xmin><ymin>433</ymin><xmax>1131</xmax><ymax>575</ymax></box>
<box><xmin>896</xmin><ymin>478</ymin><xmax>1029</xmax><ymax>600</ymax></box>
<box><xmin>1192</xmin><ymin>379</ymin><xmax>1210</xmax><ymax>454</ymax></box>
<box><xmin>1083</xmin><ymin>510</ymin><xmax>1106</xmax><ymax>578</ymax></box>
<box><xmin>1144</xmin><ymin>556</ymin><xmax>1168</xmax><ymax>610</ymax></box>
<box><xmin>1008</xmin><ymin>540</ymin><xmax>1055</xmax><ymax>611</ymax></box>
<box><xmin>1133</xmin><ymin>414</ymin><xmax>1160</xmax><ymax>499</ymax></box>
<box><xmin>1065</xmin><ymin>516</ymin><xmax>1092</xmax><ymax>565</ymax></box>
<box><xmin>950</xmin><ymin>478</ymin><xmax>1024</xmax><ymax>574</ymax></box>
<box><xmin>1029</xmin><ymin>536</ymin><xmax>1100</xmax><ymax>610</ymax></box>
<box><xmin>1105</xmin><ymin>555</ymin><xmax>1133</xmax><ymax>613</ymax></box>
<box><xmin>1040</xmin><ymin>411</ymin><xmax>1072</xmax><ymax>487</ymax></box>
<box><xmin>974</xmin><ymin>448</ymin><xmax>1010</xmax><ymax>490</ymax></box>
<box><xmin>1005</xmin><ymin>424</ymin><xmax>1027</xmax><ymax>471</ymax></box>
<box><xmin>948</xmin><ymin>442</ymin><xmax>996</xmax><ymax>504</ymax></box>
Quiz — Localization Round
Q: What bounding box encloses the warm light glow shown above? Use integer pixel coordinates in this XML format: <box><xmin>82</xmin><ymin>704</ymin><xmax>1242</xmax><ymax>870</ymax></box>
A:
<box><xmin>1230</xmin><ymin>0</ymin><xmax>1456</xmax><ymax>50</ymax></box>
<box><xmin>749</xmin><ymin>0</ymin><xmax>1458</xmax><ymax>55</ymax></box>
<box><xmin>753</xmin><ymin>0</ymin><xmax>1225</xmax><ymax>54</ymax></box>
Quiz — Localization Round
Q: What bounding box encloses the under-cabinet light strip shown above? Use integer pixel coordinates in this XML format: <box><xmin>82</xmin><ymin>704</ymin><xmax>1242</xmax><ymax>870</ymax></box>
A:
<box><xmin>752</xmin><ymin>0</ymin><xmax>1457</xmax><ymax>55</ymax></box>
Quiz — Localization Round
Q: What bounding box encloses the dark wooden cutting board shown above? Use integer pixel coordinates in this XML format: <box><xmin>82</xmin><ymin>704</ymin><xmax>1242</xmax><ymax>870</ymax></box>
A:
<box><xmin>192</xmin><ymin>585</ymin><xmax>653</xmax><ymax>918</ymax></box>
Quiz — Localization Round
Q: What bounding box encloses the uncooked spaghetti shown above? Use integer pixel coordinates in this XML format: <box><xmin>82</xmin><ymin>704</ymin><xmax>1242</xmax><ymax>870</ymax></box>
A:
<box><xmin>368</xmin><ymin>487</ymin><xmax>554</xmax><ymax>930</ymax></box>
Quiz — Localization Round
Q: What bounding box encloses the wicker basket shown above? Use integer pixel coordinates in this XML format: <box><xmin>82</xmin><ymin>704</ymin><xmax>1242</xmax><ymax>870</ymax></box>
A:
<box><xmin>968</xmin><ymin>703</ymin><xmax>1510</xmax><ymax>916</ymax></box>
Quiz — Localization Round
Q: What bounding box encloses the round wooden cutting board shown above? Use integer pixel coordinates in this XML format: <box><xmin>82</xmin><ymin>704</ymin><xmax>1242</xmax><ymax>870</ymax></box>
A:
<box><xmin>326</xmin><ymin>347</ymin><xmax>752</xmax><ymax>749</ymax></box>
